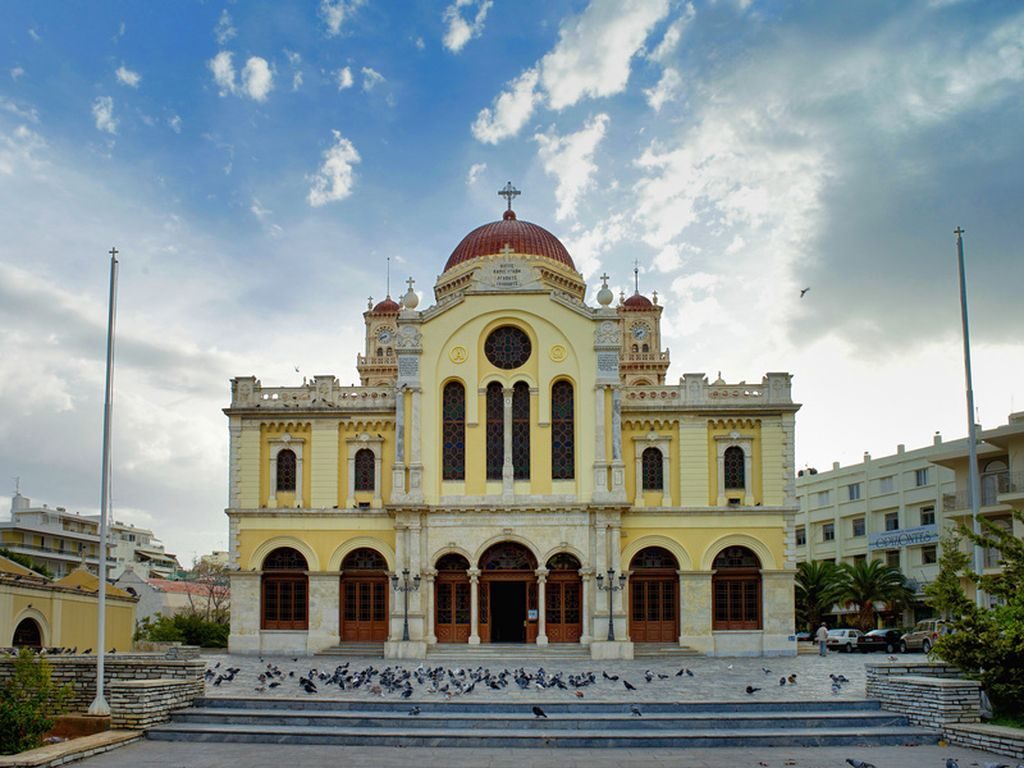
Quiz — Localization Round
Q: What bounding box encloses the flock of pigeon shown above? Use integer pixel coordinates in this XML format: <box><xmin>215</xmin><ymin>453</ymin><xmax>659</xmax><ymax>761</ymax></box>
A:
<box><xmin>848</xmin><ymin>760</ymin><xmax>1024</xmax><ymax>768</ymax></box>
<box><xmin>0</xmin><ymin>646</ymin><xmax>117</xmax><ymax>656</ymax></box>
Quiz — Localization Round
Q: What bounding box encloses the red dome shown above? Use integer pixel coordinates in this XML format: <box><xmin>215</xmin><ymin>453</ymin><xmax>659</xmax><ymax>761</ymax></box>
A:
<box><xmin>444</xmin><ymin>210</ymin><xmax>576</xmax><ymax>273</ymax></box>
<box><xmin>369</xmin><ymin>296</ymin><xmax>400</xmax><ymax>314</ymax></box>
<box><xmin>622</xmin><ymin>292</ymin><xmax>654</xmax><ymax>310</ymax></box>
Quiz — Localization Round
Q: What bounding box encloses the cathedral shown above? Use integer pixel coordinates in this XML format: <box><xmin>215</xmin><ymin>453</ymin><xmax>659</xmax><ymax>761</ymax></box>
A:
<box><xmin>224</xmin><ymin>186</ymin><xmax>800</xmax><ymax>658</ymax></box>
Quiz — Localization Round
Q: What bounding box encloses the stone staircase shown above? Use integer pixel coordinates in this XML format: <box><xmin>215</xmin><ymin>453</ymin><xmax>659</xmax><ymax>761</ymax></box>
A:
<box><xmin>147</xmin><ymin>698</ymin><xmax>939</xmax><ymax>748</ymax></box>
<box><xmin>633</xmin><ymin>643</ymin><xmax>702</xmax><ymax>658</ymax></box>
<box><xmin>314</xmin><ymin>643</ymin><xmax>385</xmax><ymax>658</ymax></box>
<box><xmin>426</xmin><ymin>643</ymin><xmax>591</xmax><ymax>662</ymax></box>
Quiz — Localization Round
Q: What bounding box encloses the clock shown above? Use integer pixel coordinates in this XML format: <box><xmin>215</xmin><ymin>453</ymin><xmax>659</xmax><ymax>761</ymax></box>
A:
<box><xmin>377</xmin><ymin>328</ymin><xmax>393</xmax><ymax>344</ymax></box>
<box><xmin>632</xmin><ymin>324</ymin><xmax>649</xmax><ymax>341</ymax></box>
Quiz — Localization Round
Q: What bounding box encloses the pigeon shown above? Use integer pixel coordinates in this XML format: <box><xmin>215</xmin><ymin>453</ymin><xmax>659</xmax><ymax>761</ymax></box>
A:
<box><xmin>574</xmin><ymin>690</ymin><xmax>584</xmax><ymax>698</ymax></box>
<box><xmin>762</xmin><ymin>667</ymin><xmax>772</xmax><ymax>674</ymax></box>
<box><xmin>779</xmin><ymin>677</ymin><xmax>787</xmax><ymax>686</ymax></box>
<box><xmin>623</xmin><ymin>679</ymin><xmax>636</xmax><ymax>691</ymax></box>
<box><xmin>981</xmin><ymin>763</ymin><xmax>1009</xmax><ymax>768</ymax></box>
<box><xmin>630</xmin><ymin>704</ymin><xmax>642</xmax><ymax>717</ymax></box>
<box><xmin>685</xmin><ymin>668</ymin><xmax>694</xmax><ymax>677</ymax></box>
<box><xmin>532</xmin><ymin>706</ymin><xmax>547</xmax><ymax>719</ymax></box>
<box><xmin>845</xmin><ymin>760</ymin><xmax>876</xmax><ymax>768</ymax></box>
<box><xmin>644</xmin><ymin>670</ymin><xmax>654</xmax><ymax>683</ymax></box>
<box><xmin>745</xmin><ymin>685</ymin><xmax>761</xmax><ymax>694</ymax></box>
<box><xmin>675</xmin><ymin>668</ymin><xmax>686</xmax><ymax>677</ymax></box>
<box><xmin>408</xmin><ymin>706</ymin><xmax>421</xmax><ymax>716</ymax></box>
<box><xmin>944</xmin><ymin>760</ymin><xmax>959</xmax><ymax>768</ymax></box>
<box><xmin>800</xmin><ymin>287</ymin><xmax>810</xmax><ymax>298</ymax></box>
<box><xmin>602</xmin><ymin>671</ymin><xmax>619</xmax><ymax>681</ymax></box>
<box><xmin>787</xmin><ymin>674</ymin><xmax>797</xmax><ymax>684</ymax></box>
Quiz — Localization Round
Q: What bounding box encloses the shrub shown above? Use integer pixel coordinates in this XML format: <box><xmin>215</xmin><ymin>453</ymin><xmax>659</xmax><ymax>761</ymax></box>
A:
<box><xmin>134</xmin><ymin>613</ymin><xmax>229</xmax><ymax>648</ymax></box>
<box><xmin>0</xmin><ymin>648</ymin><xmax>72</xmax><ymax>755</ymax></box>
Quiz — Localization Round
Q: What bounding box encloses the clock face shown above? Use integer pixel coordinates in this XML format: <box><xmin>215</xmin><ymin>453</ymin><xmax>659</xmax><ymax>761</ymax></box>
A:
<box><xmin>377</xmin><ymin>328</ymin><xmax>392</xmax><ymax>344</ymax></box>
<box><xmin>632</xmin><ymin>324</ymin><xmax>648</xmax><ymax>341</ymax></box>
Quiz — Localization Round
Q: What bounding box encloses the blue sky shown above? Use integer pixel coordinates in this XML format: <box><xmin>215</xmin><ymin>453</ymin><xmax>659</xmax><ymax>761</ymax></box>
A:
<box><xmin>2</xmin><ymin>0</ymin><xmax>1022</xmax><ymax>563</ymax></box>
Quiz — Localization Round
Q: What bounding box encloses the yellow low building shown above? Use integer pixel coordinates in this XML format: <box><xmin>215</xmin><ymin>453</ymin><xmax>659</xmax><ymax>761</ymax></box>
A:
<box><xmin>225</xmin><ymin>191</ymin><xmax>801</xmax><ymax>658</ymax></box>
<box><xmin>1</xmin><ymin>556</ymin><xmax>136</xmax><ymax>651</ymax></box>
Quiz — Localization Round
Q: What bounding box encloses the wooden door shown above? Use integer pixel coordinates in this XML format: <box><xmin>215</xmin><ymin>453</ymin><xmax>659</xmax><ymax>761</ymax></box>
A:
<box><xmin>630</xmin><ymin>577</ymin><xmax>678</xmax><ymax>643</ymax></box>
<box><xmin>435</xmin><ymin>575</ymin><xmax>471</xmax><ymax>643</ymax></box>
<box><xmin>340</xmin><ymin>576</ymin><xmax>389</xmax><ymax>642</ymax></box>
<box><xmin>545</xmin><ymin>575</ymin><xmax>582</xmax><ymax>643</ymax></box>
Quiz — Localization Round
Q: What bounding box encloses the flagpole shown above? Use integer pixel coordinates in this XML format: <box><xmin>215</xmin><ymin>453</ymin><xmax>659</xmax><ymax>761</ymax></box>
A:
<box><xmin>954</xmin><ymin>228</ymin><xmax>984</xmax><ymax>609</ymax></box>
<box><xmin>89</xmin><ymin>246</ymin><xmax>118</xmax><ymax>717</ymax></box>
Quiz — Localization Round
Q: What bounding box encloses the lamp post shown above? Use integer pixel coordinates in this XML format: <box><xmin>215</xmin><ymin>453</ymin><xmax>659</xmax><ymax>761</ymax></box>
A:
<box><xmin>594</xmin><ymin>568</ymin><xmax>627</xmax><ymax>641</ymax></box>
<box><xmin>391</xmin><ymin>568</ymin><xmax>421</xmax><ymax>642</ymax></box>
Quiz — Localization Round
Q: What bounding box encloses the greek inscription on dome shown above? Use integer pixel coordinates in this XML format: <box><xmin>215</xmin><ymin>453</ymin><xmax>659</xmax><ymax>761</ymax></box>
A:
<box><xmin>473</xmin><ymin>260</ymin><xmax>542</xmax><ymax>292</ymax></box>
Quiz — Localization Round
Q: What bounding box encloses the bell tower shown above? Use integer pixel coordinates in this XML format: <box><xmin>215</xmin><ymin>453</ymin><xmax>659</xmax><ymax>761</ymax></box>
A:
<box><xmin>357</xmin><ymin>295</ymin><xmax>400</xmax><ymax>386</ymax></box>
<box><xmin>618</xmin><ymin>262</ymin><xmax>670</xmax><ymax>385</ymax></box>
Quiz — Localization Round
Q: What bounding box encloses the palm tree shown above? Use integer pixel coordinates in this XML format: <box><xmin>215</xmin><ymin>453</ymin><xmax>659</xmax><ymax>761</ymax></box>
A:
<box><xmin>795</xmin><ymin>560</ymin><xmax>846</xmax><ymax>631</ymax></box>
<box><xmin>839</xmin><ymin>559</ymin><xmax>914</xmax><ymax>631</ymax></box>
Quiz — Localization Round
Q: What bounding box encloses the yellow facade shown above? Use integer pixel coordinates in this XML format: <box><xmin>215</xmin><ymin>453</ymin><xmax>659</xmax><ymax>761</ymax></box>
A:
<box><xmin>225</xmin><ymin>201</ymin><xmax>800</xmax><ymax>658</ymax></box>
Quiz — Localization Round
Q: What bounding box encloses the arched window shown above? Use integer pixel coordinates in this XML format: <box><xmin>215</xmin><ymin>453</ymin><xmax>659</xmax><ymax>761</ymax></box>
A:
<box><xmin>376</xmin><ymin>347</ymin><xmax>383</xmax><ymax>357</ymax></box>
<box><xmin>261</xmin><ymin>547</ymin><xmax>308</xmax><ymax>630</ymax></box>
<box><xmin>629</xmin><ymin>547</ymin><xmax>679</xmax><ymax>643</ymax></box>
<box><xmin>341</xmin><ymin>549</ymin><xmax>388</xmax><ymax>642</ymax></box>
<box><xmin>342</xmin><ymin>547</ymin><xmax>387</xmax><ymax>571</ymax></box>
<box><xmin>442</xmin><ymin>381</ymin><xmax>465</xmax><ymax>480</ymax></box>
<box><xmin>642</xmin><ymin>344</ymin><xmax>649</xmax><ymax>353</ymax></box>
<box><xmin>486</xmin><ymin>382</ymin><xmax>504</xmax><ymax>480</ymax></box>
<box><xmin>723</xmin><ymin>446</ymin><xmax>745</xmax><ymax>489</ymax></box>
<box><xmin>512</xmin><ymin>382</ymin><xmax>530</xmax><ymax>480</ymax></box>
<box><xmin>276</xmin><ymin>449</ymin><xmax>296</xmax><ymax>492</ymax></box>
<box><xmin>354</xmin><ymin>448</ymin><xmax>375</xmax><ymax>492</ymax></box>
<box><xmin>436</xmin><ymin>553</ymin><xmax>470</xmax><ymax>571</ymax></box>
<box><xmin>551</xmin><ymin>380</ymin><xmax>575</xmax><ymax>480</ymax></box>
<box><xmin>642</xmin><ymin>447</ymin><xmax>663</xmax><ymax>491</ymax></box>
<box><xmin>712</xmin><ymin>546</ymin><xmax>761</xmax><ymax>630</ymax></box>
<box><xmin>12</xmin><ymin>618</ymin><xmax>42</xmax><ymax>648</ymax></box>
<box><xmin>631</xmin><ymin>344</ymin><xmax>639</xmax><ymax>353</ymax></box>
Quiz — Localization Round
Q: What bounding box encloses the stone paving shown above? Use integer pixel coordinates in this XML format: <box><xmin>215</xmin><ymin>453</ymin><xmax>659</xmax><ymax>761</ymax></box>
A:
<box><xmin>199</xmin><ymin>647</ymin><xmax>889</xmax><ymax>704</ymax></box>
<box><xmin>73</xmin><ymin>740</ymin><xmax>1001</xmax><ymax>768</ymax></box>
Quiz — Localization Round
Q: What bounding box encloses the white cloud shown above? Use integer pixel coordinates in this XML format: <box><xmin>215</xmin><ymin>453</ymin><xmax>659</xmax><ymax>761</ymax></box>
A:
<box><xmin>307</xmin><ymin>130</ymin><xmax>361</xmax><ymax>207</ymax></box>
<box><xmin>443</xmin><ymin>0</ymin><xmax>493</xmax><ymax>53</ymax></box>
<box><xmin>209</xmin><ymin>51</ymin><xmax>237</xmax><ymax>96</ymax></box>
<box><xmin>251</xmin><ymin>197</ymin><xmax>271</xmax><ymax>220</ymax></box>
<box><xmin>115</xmin><ymin>65</ymin><xmax>141</xmax><ymax>88</ymax></box>
<box><xmin>649</xmin><ymin>3</ymin><xmax>695</xmax><ymax>63</ymax></box>
<box><xmin>534</xmin><ymin>113</ymin><xmax>610</xmax><ymax>220</ymax></box>
<box><xmin>321</xmin><ymin>0</ymin><xmax>363</xmax><ymax>37</ymax></box>
<box><xmin>415</xmin><ymin>37</ymin><xmax>426</xmax><ymax>51</ymax></box>
<box><xmin>540</xmin><ymin>0</ymin><xmax>671</xmax><ymax>110</ymax></box>
<box><xmin>466</xmin><ymin>162</ymin><xmax>487</xmax><ymax>185</ymax></box>
<box><xmin>285</xmin><ymin>50</ymin><xmax>303</xmax><ymax>90</ymax></box>
<box><xmin>336</xmin><ymin>67</ymin><xmax>354</xmax><ymax>90</ymax></box>
<box><xmin>214</xmin><ymin>10</ymin><xmax>237</xmax><ymax>45</ymax></box>
<box><xmin>1</xmin><ymin>97</ymin><xmax>38</xmax><ymax>123</ymax></box>
<box><xmin>241</xmin><ymin>57</ymin><xmax>274</xmax><ymax>102</ymax></box>
<box><xmin>653</xmin><ymin>244</ymin><xmax>681</xmax><ymax>272</ymax></box>
<box><xmin>28</xmin><ymin>28</ymin><xmax>41</xmax><ymax>42</ymax></box>
<box><xmin>644</xmin><ymin>67</ymin><xmax>681</xmax><ymax>112</ymax></box>
<box><xmin>471</xmin><ymin>68</ymin><xmax>540</xmax><ymax>144</ymax></box>
<box><xmin>10</xmin><ymin>67</ymin><xmax>25</xmax><ymax>81</ymax></box>
<box><xmin>361</xmin><ymin>67</ymin><xmax>384</xmax><ymax>92</ymax></box>
<box><xmin>91</xmin><ymin>96</ymin><xmax>118</xmax><ymax>135</ymax></box>
<box><xmin>560</xmin><ymin>215</ymin><xmax>626</xmax><ymax>280</ymax></box>
<box><xmin>168</xmin><ymin>114</ymin><xmax>182</xmax><ymax>134</ymax></box>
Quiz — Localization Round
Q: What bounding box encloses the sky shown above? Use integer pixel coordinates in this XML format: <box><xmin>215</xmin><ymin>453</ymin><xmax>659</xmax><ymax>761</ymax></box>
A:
<box><xmin>1</xmin><ymin>0</ymin><xmax>1022</xmax><ymax>565</ymax></box>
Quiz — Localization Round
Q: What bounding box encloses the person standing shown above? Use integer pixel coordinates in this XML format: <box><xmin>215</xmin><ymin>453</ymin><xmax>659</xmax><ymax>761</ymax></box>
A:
<box><xmin>816</xmin><ymin>622</ymin><xmax>829</xmax><ymax>656</ymax></box>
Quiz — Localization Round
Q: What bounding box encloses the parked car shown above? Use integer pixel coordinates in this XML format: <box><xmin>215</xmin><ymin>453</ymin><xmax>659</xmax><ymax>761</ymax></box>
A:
<box><xmin>857</xmin><ymin>628</ymin><xmax>902</xmax><ymax>654</ymax></box>
<box><xmin>795</xmin><ymin>631</ymin><xmax>812</xmax><ymax>642</ymax></box>
<box><xmin>899</xmin><ymin>619</ymin><xmax>948</xmax><ymax>653</ymax></box>
<box><xmin>826</xmin><ymin>628</ymin><xmax>862</xmax><ymax>652</ymax></box>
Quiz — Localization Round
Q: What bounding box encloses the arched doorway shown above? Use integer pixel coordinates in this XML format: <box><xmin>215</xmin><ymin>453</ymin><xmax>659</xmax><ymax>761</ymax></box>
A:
<box><xmin>545</xmin><ymin>553</ymin><xmax>582</xmax><ymax>643</ymax></box>
<box><xmin>340</xmin><ymin>547</ymin><xmax>389</xmax><ymax>642</ymax></box>
<box><xmin>629</xmin><ymin>546</ymin><xmax>679</xmax><ymax>643</ymax></box>
<box><xmin>712</xmin><ymin>546</ymin><xmax>762</xmax><ymax>630</ymax></box>
<box><xmin>12</xmin><ymin>618</ymin><xmax>42</xmax><ymax>648</ymax></box>
<box><xmin>479</xmin><ymin>542</ymin><xmax>538</xmax><ymax>644</ymax></box>
<box><xmin>434</xmin><ymin>553</ymin><xmax>471</xmax><ymax>643</ymax></box>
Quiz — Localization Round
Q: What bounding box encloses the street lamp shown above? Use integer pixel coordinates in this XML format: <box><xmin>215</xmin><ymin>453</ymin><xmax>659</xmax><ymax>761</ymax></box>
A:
<box><xmin>391</xmin><ymin>568</ymin><xmax>421</xmax><ymax>642</ymax></box>
<box><xmin>594</xmin><ymin>568</ymin><xmax>627</xmax><ymax>642</ymax></box>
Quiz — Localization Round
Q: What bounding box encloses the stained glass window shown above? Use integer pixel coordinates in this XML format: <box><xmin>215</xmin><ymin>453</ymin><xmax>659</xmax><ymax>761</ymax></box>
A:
<box><xmin>642</xmin><ymin>447</ymin><xmax>663</xmax><ymax>491</ymax></box>
<box><xmin>263</xmin><ymin>547</ymin><xmax>307</xmax><ymax>571</ymax></box>
<box><xmin>546</xmin><ymin>552</ymin><xmax>581</xmax><ymax>571</ymax></box>
<box><xmin>630</xmin><ymin>546</ymin><xmax>678</xmax><ymax>570</ymax></box>
<box><xmin>442</xmin><ymin>381</ymin><xmax>465</xmax><ymax>480</ymax></box>
<box><xmin>551</xmin><ymin>380</ymin><xmax>574</xmax><ymax>480</ymax></box>
<box><xmin>276</xmin><ymin>449</ymin><xmax>296</xmax><ymax>492</ymax></box>
<box><xmin>486</xmin><ymin>382</ymin><xmax>504</xmax><ymax>480</ymax></box>
<box><xmin>342</xmin><ymin>547</ymin><xmax>387</xmax><ymax>570</ymax></box>
<box><xmin>436</xmin><ymin>553</ymin><xmax>470</xmax><ymax>571</ymax></box>
<box><xmin>724</xmin><ymin>446</ymin><xmax>745</xmax><ymax>489</ymax></box>
<box><xmin>512</xmin><ymin>382</ymin><xmax>530</xmax><ymax>479</ymax></box>
<box><xmin>712</xmin><ymin>546</ymin><xmax>760</xmax><ymax>569</ymax></box>
<box><xmin>484</xmin><ymin>326</ymin><xmax>532</xmax><ymax>369</ymax></box>
<box><xmin>354</xmin><ymin>448</ymin><xmax>375</xmax><ymax>491</ymax></box>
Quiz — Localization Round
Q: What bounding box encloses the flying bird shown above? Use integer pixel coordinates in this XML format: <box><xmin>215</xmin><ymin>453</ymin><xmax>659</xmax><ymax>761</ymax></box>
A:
<box><xmin>800</xmin><ymin>287</ymin><xmax>810</xmax><ymax>298</ymax></box>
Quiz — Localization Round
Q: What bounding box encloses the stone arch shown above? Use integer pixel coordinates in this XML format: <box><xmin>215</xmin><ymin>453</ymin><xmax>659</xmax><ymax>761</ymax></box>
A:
<box><xmin>701</xmin><ymin>533</ymin><xmax>776</xmax><ymax>571</ymax></box>
<box><xmin>248</xmin><ymin>536</ymin><xmax>319</xmax><ymax>571</ymax></box>
<box><xmin>472</xmin><ymin>533</ymin><xmax>542</xmax><ymax>568</ymax></box>
<box><xmin>327</xmin><ymin>536</ymin><xmax>397</xmax><ymax>572</ymax></box>
<box><xmin>430</xmin><ymin>544</ymin><xmax>474</xmax><ymax>569</ymax></box>
<box><xmin>11</xmin><ymin>608</ymin><xmax>49</xmax><ymax>647</ymax></box>
<box><xmin>479</xmin><ymin>372</ymin><xmax>539</xmax><ymax>390</ymax></box>
<box><xmin>539</xmin><ymin>543</ymin><xmax>587</xmax><ymax>570</ymax></box>
<box><xmin>621</xmin><ymin>535</ymin><xmax>693</xmax><ymax>572</ymax></box>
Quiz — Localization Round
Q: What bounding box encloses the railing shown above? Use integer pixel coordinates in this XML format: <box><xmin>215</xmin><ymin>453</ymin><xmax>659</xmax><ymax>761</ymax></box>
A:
<box><xmin>622</xmin><ymin>352</ymin><xmax>670</xmax><ymax>363</ymax></box>
<box><xmin>2</xmin><ymin>542</ymin><xmax>114</xmax><ymax>564</ymax></box>
<box><xmin>943</xmin><ymin>472</ymin><xmax>1014</xmax><ymax>511</ymax></box>
<box><xmin>622</xmin><ymin>372</ymin><xmax>794</xmax><ymax>408</ymax></box>
<box><xmin>357</xmin><ymin>354</ymin><xmax>398</xmax><ymax>367</ymax></box>
<box><xmin>230</xmin><ymin>376</ymin><xmax>394</xmax><ymax>410</ymax></box>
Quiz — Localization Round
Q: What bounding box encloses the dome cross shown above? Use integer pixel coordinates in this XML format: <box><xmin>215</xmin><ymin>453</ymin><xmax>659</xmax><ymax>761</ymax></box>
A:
<box><xmin>498</xmin><ymin>181</ymin><xmax>521</xmax><ymax>212</ymax></box>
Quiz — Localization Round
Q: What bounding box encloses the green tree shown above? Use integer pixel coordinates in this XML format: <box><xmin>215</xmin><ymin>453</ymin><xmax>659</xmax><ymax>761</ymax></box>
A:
<box><xmin>795</xmin><ymin>560</ymin><xmax>845</xmax><ymax>631</ymax></box>
<box><xmin>839</xmin><ymin>559</ymin><xmax>914</xmax><ymax>631</ymax></box>
<box><xmin>0</xmin><ymin>649</ymin><xmax>72</xmax><ymax>755</ymax></box>
<box><xmin>924</xmin><ymin>527</ymin><xmax>973</xmax><ymax>620</ymax></box>
<box><xmin>0</xmin><ymin>549</ymin><xmax>52</xmax><ymax>579</ymax></box>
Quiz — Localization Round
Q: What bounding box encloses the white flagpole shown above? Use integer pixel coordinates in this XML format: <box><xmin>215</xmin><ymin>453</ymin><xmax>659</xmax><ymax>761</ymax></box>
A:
<box><xmin>89</xmin><ymin>247</ymin><xmax>119</xmax><ymax>717</ymax></box>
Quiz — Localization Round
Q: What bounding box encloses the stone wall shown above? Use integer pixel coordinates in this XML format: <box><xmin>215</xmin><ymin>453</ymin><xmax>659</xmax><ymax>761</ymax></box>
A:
<box><xmin>0</xmin><ymin>655</ymin><xmax>204</xmax><ymax>712</ymax></box>
<box><xmin>868</xmin><ymin>674</ymin><xmax>981</xmax><ymax>728</ymax></box>
<box><xmin>944</xmin><ymin>723</ymin><xmax>1024</xmax><ymax>761</ymax></box>
<box><xmin>865</xmin><ymin>660</ymin><xmax>961</xmax><ymax>697</ymax></box>
<box><xmin>109</xmin><ymin>679</ymin><xmax>200</xmax><ymax>729</ymax></box>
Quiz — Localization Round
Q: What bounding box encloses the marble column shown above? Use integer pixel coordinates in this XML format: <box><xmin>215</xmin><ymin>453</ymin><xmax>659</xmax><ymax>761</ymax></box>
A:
<box><xmin>677</xmin><ymin>570</ymin><xmax>714</xmax><ymax>654</ymax></box>
<box><xmin>424</xmin><ymin>569</ymin><xmax>437</xmax><ymax>644</ymax></box>
<box><xmin>468</xmin><ymin>568</ymin><xmax>481</xmax><ymax>644</ymax></box>
<box><xmin>392</xmin><ymin>386</ymin><xmax>406</xmax><ymax>497</ymax></box>
<box><xmin>502</xmin><ymin>386</ymin><xmax>514</xmax><ymax>501</ymax></box>
<box><xmin>592</xmin><ymin>385</ymin><xmax>608</xmax><ymax>493</ymax></box>
<box><xmin>409</xmin><ymin>388</ymin><xmax>423</xmax><ymax>497</ymax></box>
<box><xmin>579</xmin><ymin>568</ymin><xmax>594</xmax><ymax>645</ymax></box>
<box><xmin>535</xmin><ymin>568</ymin><xmax>549</xmax><ymax>645</ymax></box>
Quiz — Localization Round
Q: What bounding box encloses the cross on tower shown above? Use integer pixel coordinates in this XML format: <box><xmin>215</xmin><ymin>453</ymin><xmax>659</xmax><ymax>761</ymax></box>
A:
<box><xmin>954</xmin><ymin>226</ymin><xmax>966</xmax><ymax>238</ymax></box>
<box><xmin>109</xmin><ymin>246</ymin><xmax>119</xmax><ymax>260</ymax></box>
<box><xmin>633</xmin><ymin>259</ymin><xmax>640</xmax><ymax>294</ymax></box>
<box><xmin>600</xmin><ymin>272</ymin><xmax>610</xmax><ymax>286</ymax></box>
<box><xmin>406</xmin><ymin>276</ymin><xmax>415</xmax><ymax>292</ymax></box>
<box><xmin>498</xmin><ymin>181</ymin><xmax>520</xmax><ymax>211</ymax></box>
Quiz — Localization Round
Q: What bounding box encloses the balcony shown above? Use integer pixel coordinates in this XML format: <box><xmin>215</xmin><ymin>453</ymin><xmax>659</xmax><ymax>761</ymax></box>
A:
<box><xmin>943</xmin><ymin>472</ymin><xmax>1014</xmax><ymax>511</ymax></box>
